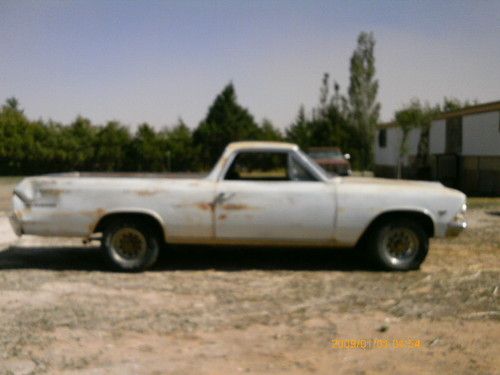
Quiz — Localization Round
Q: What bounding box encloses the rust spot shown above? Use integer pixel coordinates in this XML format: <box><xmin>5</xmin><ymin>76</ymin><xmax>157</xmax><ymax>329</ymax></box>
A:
<box><xmin>136</xmin><ymin>190</ymin><xmax>159</xmax><ymax>196</ymax></box>
<box><xmin>75</xmin><ymin>210</ymin><xmax>99</xmax><ymax>219</ymax></box>
<box><xmin>196</xmin><ymin>202</ymin><xmax>214</xmax><ymax>211</ymax></box>
<box><xmin>86</xmin><ymin>208</ymin><xmax>105</xmax><ymax>233</ymax></box>
<box><xmin>40</xmin><ymin>188</ymin><xmax>64</xmax><ymax>196</ymax></box>
<box><xmin>218</xmin><ymin>214</ymin><xmax>227</xmax><ymax>220</ymax></box>
<box><xmin>222</xmin><ymin>204</ymin><xmax>252</xmax><ymax>210</ymax></box>
<box><xmin>174</xmin><ymin>202</ymin><xmax>215</xmax><ymax>212</ymax></box>
<box><xmin>43</xmin><ymin>179</ymin><xmax>58</xmax><ymax>185</ymax></box>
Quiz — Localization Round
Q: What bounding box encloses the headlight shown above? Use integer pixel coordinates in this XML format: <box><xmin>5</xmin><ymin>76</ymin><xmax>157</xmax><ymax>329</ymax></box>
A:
<box><xmin>32</xmin><ymin>188</ymin><xmax>60</xmax><ymax>207</ymax></box>
<box><xmin>453</xmin><ymin>203</ymin><xmax>467</xmax><ymax>224</ymax></box>
<box><xmin>14</xmin><ymin>189</ymin><xmax>32</xmax><ymax>206</ymax></box>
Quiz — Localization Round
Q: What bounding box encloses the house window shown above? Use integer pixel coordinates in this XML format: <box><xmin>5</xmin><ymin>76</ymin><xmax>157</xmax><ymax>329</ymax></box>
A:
<box><xmin>378</xmin><ymin>129</ymin><xmax>387</xmax><ymax>148</ymax></box>
<box><xmin>445</xmin><ymin>116</ymin><xmax>462</xmax><ymax>154</ymax></box>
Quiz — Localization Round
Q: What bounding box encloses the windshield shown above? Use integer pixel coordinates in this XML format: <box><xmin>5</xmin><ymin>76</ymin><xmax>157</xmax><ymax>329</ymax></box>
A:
<box><xmin>296</xmin><ymin>149</ymin><xmax>332</xmax><ymax>179</ymax></box>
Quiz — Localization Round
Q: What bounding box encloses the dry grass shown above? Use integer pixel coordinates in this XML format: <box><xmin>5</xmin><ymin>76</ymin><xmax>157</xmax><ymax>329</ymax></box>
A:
<box><xmin>0</xmin><ymin>176</ymin><xmax>498</xmax><ymax>374</ymax></box>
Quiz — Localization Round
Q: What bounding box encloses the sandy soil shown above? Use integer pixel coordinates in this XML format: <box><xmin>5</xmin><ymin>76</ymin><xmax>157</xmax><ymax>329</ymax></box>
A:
<box><xmin>0</xmin><ymin>185</ymin><xmax>498</xmax><ymax>374</ymax></box>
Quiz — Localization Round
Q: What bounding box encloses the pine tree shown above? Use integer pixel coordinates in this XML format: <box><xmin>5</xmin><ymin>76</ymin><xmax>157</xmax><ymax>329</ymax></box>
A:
<box><xmin>193</xmin><ymin>83</ymin><xmax>260</xmax><ymax>167</ymax></box>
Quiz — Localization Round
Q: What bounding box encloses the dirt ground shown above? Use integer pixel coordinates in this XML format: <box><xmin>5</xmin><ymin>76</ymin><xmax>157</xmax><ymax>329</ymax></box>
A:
<box><xmin>0</xmin><ymin>178</ymin><xmax>498</xmax><ymax>374</ymax></box>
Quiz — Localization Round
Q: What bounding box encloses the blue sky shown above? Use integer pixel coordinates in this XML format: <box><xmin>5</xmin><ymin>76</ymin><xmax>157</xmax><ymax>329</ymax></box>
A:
<box><xmin>1</xmin><ymin>0</ymin><xmax>499</xmax><ymax>129</ymax></box>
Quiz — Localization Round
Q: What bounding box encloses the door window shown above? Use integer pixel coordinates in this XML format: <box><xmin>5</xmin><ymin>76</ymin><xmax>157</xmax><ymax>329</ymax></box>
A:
<box><xmin>224</xmin><ymin>151</ymin><xmax>317</xmax><ymax>181</ymax></box>
<box><xmin>225</xmin><ymin>152</ymin><xmax>288</xmax><ymax>181</ymax></box>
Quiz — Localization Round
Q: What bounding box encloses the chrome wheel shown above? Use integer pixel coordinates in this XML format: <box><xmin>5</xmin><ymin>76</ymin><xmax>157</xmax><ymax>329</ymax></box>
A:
<box><xmin>103</xmin><ymin>219</ymin><xmax>160</xmax><ymax>272</ymax></box>
<box><xmin>110</xmin><ymin>227</ymin><xmax>147</xmax><ymax>261</ymax></box>
<box><xmin>381</xmin><ymin>227</ymin><xmax>419</xmax><ymax>266</ymax></box>
<box><xmin>369</xmin><ymin>219</ymin><xmax>429</xmax><ymax>271</ymax></box>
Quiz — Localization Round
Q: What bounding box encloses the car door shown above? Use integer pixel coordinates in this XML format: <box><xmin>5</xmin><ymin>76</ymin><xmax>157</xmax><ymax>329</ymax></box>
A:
<box><xmin>214</xmin><ymin>150</ymin><xmax>336</xmax><ymax>244</ymax></box>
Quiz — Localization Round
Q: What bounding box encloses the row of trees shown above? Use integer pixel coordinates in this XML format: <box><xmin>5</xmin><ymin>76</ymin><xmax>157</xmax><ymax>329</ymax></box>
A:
<box><xmin>1</xmin><ymin>32</ymin><xmax>382</xmax><ymax>174</ymax></box>
<box><xmin>0</xmin><ymin>97</ymin><xmax>195</xmax><ymax>174</ymax></box>
<box><xmin>0</xmin><ymin>89</ymin><xmax>282</xmax><ymax>174</ymax></box>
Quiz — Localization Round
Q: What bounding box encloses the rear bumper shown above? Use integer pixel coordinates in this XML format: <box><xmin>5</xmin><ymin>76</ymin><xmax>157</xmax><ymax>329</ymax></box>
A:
<box><xmin>9</xmin><ymin>213</ymin><xmax>22</xmax><ymax>236</ymax></box>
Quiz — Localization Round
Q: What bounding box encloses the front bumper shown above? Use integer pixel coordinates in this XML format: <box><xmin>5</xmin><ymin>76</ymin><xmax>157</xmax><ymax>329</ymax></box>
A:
<box><xmin>446</xmin><ymin>218</ymin><xmax>467</xmax><ymax>237</ymax></box>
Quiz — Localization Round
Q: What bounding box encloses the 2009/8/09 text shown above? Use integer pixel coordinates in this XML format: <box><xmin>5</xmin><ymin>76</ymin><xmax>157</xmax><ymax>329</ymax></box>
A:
<box><xmin>331</xmin><ymin>339</ymin><xmax>422</xmax><ymax>349</ymax></box>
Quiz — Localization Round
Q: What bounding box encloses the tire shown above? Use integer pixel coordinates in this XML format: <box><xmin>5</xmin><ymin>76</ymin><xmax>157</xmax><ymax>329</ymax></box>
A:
<box><xmin>102</xmin><ymin>219</ymin><xmax>160</xmax><ymax>272</ymax></box>
<box><xmin>368</xmin><ymin>219</ymin><xmax>428</xmax><ymax>271</ymax></box>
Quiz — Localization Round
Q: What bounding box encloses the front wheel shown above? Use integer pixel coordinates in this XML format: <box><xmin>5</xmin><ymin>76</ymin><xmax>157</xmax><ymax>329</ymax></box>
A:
<box><xmin>102</xmin><ymin>219</ymin><xmax>160</xmax><ymax>272</ymax></box>
<box><xmin>368</xmin><ymin>219</ymin><xmax>429</xmax><ymax>271</ymax></box>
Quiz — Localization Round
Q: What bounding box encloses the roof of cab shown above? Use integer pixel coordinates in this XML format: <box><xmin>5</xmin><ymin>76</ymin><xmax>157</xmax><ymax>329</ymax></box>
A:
<box><xmin>225</xmin><ymin>141</ymin><xmax>298</xmax><ymax>152</ymax></box>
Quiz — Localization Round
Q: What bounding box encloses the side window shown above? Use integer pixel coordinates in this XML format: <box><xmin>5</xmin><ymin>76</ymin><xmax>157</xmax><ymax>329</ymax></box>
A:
<box><xmin>289</xmin><ymin>156</ymin><xmax>316</xmax><ymax>181</ymax></box>
<box><xmin>225</xmin><ymin>152</ymin><xmax>289</xmax><ymax>181</ymax></box>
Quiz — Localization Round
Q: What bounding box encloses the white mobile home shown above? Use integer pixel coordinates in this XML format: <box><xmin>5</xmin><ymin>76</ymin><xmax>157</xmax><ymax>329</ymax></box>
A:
<box><xmin>375</xmin><ymin>101</ymin><xmax>500</xmax><ymax>195</ymax></box>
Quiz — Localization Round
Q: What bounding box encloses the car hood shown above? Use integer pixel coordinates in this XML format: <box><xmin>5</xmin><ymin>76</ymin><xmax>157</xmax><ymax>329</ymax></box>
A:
<box><xmin>337</xmin><ymin>176</ymin><xmax>445</xmax><ymax>190</ymax></box>
<box><xmin>333</xmin><ymin>176</ymin><xmax>466</xmax><ymax>213</ymax></box>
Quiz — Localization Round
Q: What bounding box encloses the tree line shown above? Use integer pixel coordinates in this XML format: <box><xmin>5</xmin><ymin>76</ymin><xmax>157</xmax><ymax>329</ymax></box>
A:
<box><xmin>0</xmin><ymin>89</ymin><xmax>281</xmax><ymax>175</ymax></box>
<box><xmin>1</xmin><ymin>32</ymin><xmax>381</xmax><ymax>175</ymax></box>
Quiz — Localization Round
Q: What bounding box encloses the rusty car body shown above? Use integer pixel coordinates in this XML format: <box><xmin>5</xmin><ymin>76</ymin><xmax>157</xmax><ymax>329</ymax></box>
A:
<box><xmin>9</xmin><ymin>141</ymin><xmax>467</xmax><ymax>271</ymax></box>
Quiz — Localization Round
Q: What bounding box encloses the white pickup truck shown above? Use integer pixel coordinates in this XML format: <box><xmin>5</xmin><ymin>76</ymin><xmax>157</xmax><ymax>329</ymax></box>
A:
<box><xmin>9</xmin><ymin>141</ymin><xmax>467</xmax><ymax>271</ymax></box>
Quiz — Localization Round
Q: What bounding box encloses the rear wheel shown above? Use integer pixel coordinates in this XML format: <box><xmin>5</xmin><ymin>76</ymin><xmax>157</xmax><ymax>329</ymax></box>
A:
<box><xmin>102</xmin><ymin>219</ymin><xmax>159</xmax><ymax>271</ymax></box>
<box><xmin>368</xmin><ymin>219</ymin><xmax>428</xmax><ymax>271</ymax></box>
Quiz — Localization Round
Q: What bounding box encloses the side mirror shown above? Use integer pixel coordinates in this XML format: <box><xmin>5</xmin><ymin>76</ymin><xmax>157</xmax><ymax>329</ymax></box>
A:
<box><xmin>344</xmin><ymin>153</ymin><xmax>351</xmax><ymax>161</ymax></box>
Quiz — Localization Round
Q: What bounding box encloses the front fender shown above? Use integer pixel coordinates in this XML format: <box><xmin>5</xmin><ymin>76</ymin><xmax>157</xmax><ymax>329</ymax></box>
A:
<box><xmin>91</xmin><ymin>208</ymin><xmax>167</xmax><ymax>240</ymax></box>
